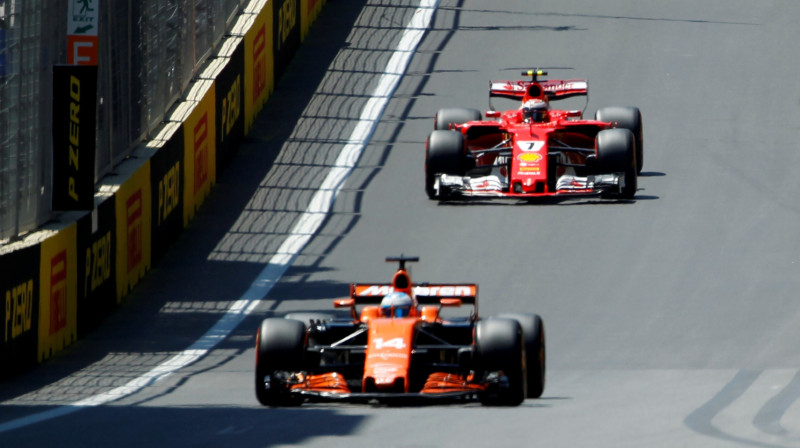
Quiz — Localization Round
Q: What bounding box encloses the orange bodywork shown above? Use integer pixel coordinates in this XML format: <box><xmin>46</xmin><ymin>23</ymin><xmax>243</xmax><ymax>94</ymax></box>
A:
<box><xmin>288</xmin><ymin>312</ymin><xmax>487</xmax><ymax>396</ymax></box>
<box><xmin>421</xmin><ymin>372</ymin><xmax>485</xmax><ymax>394</ymax></box>
<box><xmin>363</xmin><ymin>317</ymin><xmax>417</xmax><ymax>392</ymax></box>
<box><xmin>292</xmin><ymin>371</ymin><xmax>486</xmax><ymax>395</ymax></box>
<box><xmin>359</xmin><ymin>306</ymin><xmax>381</xmax><ymax>323</ymax></box>
<box><xmin>290</xmin><ymin>372</ymin><xmax>351</xmax><ymax>394</ymax></box>
<box><xmin>285</xmin><ymin>257</ymin><xmax>486</xmax><ymax>398</ymax></box>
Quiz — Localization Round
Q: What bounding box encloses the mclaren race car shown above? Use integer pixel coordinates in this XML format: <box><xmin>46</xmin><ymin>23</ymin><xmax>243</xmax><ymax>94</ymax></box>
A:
<box><xmin>254</xmin><ymin>256</ymin><xmax>546</xmax><ymax>406</ymax></box>
<box><xmin>425</xmin><ymin>70</ymin><xmax>643</xmax><ymax>200</ymax></box>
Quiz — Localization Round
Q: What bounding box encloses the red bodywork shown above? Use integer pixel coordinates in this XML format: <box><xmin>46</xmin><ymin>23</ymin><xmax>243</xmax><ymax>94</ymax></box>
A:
<box><xmin>431</xmin><ymin>72</ymin><xmax>628</xmax><ymax>198</ymax></box>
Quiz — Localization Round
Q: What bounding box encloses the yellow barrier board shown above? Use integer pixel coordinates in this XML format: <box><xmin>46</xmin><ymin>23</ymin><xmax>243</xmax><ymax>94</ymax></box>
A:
<box><xmin>183</xmin><ymin>89</ymin><xmax>218</xmax><ymax>227</ymax></box>
<box><xmin>301</xmin><ymin>0</ymin><xmax>326</xmax><ymax>41</ymax></box>
<box><xmin>38</xmin><ymin>223</ymin><xmax>78</xmax><ymax>361</ymax></box>
<box><xmin>115</xmin><ymin>162</ymin><xmax>153</xmax><ymax>302</ymax></box>
<box><xmin>243</xmin><ymin>5</ymin><xmax>275</xmax><ymax>134</ymax></box>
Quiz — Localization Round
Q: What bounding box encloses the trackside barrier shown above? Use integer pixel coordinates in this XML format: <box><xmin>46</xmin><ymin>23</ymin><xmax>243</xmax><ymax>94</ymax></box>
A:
<box><xmin>0</xmin><ymin>0</ymin><xmax>327</xmax><ymax>380</ymax></box>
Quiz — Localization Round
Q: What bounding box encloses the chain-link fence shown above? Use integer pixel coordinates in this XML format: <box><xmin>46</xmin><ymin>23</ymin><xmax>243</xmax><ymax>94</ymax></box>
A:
<box><xmin>0</xmin><ymin>0</ymin><xmax>247</xmax><ymax>241</ymax></box>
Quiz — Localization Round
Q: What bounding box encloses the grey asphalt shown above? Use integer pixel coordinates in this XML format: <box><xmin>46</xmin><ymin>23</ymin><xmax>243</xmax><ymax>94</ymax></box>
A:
<box><xmin>3</xmin><ymin>1</ymin><xmax>800</xmax><ymax>447</ymax></box>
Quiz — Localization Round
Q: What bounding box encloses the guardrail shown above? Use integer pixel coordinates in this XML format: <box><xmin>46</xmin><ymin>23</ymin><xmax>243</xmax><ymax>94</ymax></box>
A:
<box><xmin>0</xmin><ymin>0</ymin><xmax>328</xmax><ymax>379</ymax></box>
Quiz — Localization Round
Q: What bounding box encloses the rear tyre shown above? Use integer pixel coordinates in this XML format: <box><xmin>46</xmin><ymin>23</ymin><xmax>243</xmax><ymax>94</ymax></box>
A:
<box><xmin>475</xmin><ymin>318</ymin><xmax>526</xmax><ymax>406</ymax></box>
<box><xmin>434</xmin><ymin>108</ymin><xmax>482</xmax><ymax>131</ymax></box>
<box><xmin>596</xmin><ymin>128</ymin><xmax>637</xmax><ymax>199</ymax></box>
<box><xmin>255</xmin><ymin>318</ymin><xmax>306</xmax><ymax>407</ymax></box>
<box><xmin>595</xmin><ymin>106</ymin><xmax>643</xmax><ymax>173</ymax></box>
<box><xmin>497</xmin><ymin>313</ymin><xmax>546</xmax><ymax>398</ymax></box>
<box><xmin>425</xmin><ymin>130</ymin><xmax>466</xmax><ymax>199</ymax></box>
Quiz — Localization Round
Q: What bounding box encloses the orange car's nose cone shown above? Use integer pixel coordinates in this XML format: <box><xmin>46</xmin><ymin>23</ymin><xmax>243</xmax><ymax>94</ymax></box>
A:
<box><xmin>363</xmin><ymin>317</ymin><xmax>416</xmax><ymax>392</ymax></box>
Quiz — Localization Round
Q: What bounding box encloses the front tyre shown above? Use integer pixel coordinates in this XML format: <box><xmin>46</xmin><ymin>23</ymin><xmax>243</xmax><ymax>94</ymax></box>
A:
<box><xmin>596</xmin><ymin>128</ymin><xmax>637</xmax><ymax>199</ymax></box>
<box><xmin>434</xmin><ymin>108</ymin><xmax>482</xmax><ymax>131</ymax></box>
<box><xmin>595</xmin><ymin>106</ymin><xmax>643</xmax><ymax>174</ymax></box>
<box><xmin>475</xmin><ymin>318</ymin><xmax>526</xmax><ymax>406</ymax></box>
<box><xmin>255</xmin><ymin>318</ymin><xmax>306</xmax><ymax>407</ymax></box>
<box><xmin>425</xmin><ymin>130</ymin><xmax>466</xmax><ymax>199</ymax></box>
<box><xmin>497</xmin><ymin>313</ymin><xmax>546</xmax><ymax>398</ymax></box>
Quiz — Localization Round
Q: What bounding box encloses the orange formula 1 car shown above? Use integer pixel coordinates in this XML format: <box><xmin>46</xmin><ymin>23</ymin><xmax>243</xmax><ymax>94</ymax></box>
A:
<box><xmin>254</xmin><ymin>256</ymin><xmax>546</xmax><ymax>407</ymax></box>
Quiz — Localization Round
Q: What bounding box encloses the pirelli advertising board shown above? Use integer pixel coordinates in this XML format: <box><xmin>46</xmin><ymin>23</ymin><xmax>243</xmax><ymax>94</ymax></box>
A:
<box><xmin>52</xmin><ymin>65</ymin><xmax>97</xmax><ymax>211</ymax></box>
<box><xmin>183</xmin><ymin>92</ymin><xmax>217</xmax><ymax>227</ymax></box>
<box><xmin>274</xmin><ymin>0</ymin><xmax>301</xmax><ymax>81</ymax></box>
<box><xmin>150</xmin><ymin>132</ymin><xmax>185</xmax><ymax>263</ymax></box>
<box><xmin>1</xmin><ymin>245</ymin><xmax>40</xmax><ymax>378</ymax></box>
<box><xmin>243</xmin><ymin>4</ymin><xmax>274</xmax><ymax>134</ymax></box>
<box><xmin>38</xmin><ymin>223</ymin><xmax>78</xmax><ymax>362</ymax></box>
<box><xmin>115</xmin><ymin>163</ymin><xmax>152</xmax><ymax>301</ymax></box>
<box><xmin>215</xmin><ymin>43</ymin><xmax>245</xmax><ymax>173</ymax></box>
<box><xmin>301</xmin><ymin>0</ymin><xmax>326</xmax><ymax>41</ymax></box>
<box><xmin>76</xmin><ymin>196</ymin><xmax>117</xmax><ymax>336</ymax></box>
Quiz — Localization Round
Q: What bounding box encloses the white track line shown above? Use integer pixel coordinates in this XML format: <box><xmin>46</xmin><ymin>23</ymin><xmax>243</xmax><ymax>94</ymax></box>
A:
<box><xmin>0</xmin><ymin>0</ymin><xmax>440</xmax><ymax>433</ymax></box>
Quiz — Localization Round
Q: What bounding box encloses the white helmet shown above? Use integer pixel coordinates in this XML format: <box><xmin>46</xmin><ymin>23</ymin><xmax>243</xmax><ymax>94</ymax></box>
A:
<box><xmin>380</xmin><ymin>291</ymin><xmax>413</xmax><ymax>317</ymax></box>
<box><xmin>522</xmin><ymin>99</ymin><xmax>548</xmax><ymax>123</ymax></box>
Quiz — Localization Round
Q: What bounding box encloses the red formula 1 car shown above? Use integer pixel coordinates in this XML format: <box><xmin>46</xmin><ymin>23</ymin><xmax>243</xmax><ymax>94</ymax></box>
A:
<box><xmin>255</xmin><ymin>256</ymin><xmax>546</xmax><ymax>406</ymax></box>
<box><xmin>425</xmin><ymin>70</ymin><xmax>643</xmax><ymax>200</ymax></box>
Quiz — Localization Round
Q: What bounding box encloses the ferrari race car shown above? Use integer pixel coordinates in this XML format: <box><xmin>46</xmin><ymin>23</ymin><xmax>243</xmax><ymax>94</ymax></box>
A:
<box><xmin>425</xmin><ymin>69</ymin><xmax>643</xmax><ymax>200</ymax></box>
<box><xmin>255</xmin><ymin>256</ymin><xmax>546</xmax><ymax>407</ymax></box>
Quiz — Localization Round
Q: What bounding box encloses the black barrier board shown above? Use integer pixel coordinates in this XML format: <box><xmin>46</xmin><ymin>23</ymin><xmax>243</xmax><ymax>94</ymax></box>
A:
<box><xmin>76</xmin><ymin>197</ymin><xmax>117</xmax><ymax>337</ymax></box>
<box><xmin>273</xmin><ymin>0</ymin><xmax>301</xmax><ymax>81</ymax></box>
<box><xmin>150</xmin><ymin>129</ymin><xmax>185</xmax><ymax>263</ymax></box>
<box><xmin>0</xmin><ymin>245</ymin><xmax>41</xmax><ymax>379</ymax></box>
<box><xmin>216</xmin><ymin>42</ymin><xmax>245</xmax><ymax>174</ymax></box>
<box><xmin>0</xmin><ymin>23</ymin><xmax>6</xmax><ymax>80</ymax></box>
<box><xmin>52</xmin><ymin>65</ymin><xmax>97</xmax><ymax>211</ymax></box>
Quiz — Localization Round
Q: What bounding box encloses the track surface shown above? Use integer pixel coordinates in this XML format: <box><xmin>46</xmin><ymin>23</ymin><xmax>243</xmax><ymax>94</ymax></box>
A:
<box><xmin>3</xmin><ymin>1</ymin><xmax>800</xmax><ymax>446</ymax></box>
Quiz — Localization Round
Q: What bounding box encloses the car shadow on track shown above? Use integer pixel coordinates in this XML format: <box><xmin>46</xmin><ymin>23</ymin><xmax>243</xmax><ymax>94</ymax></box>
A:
<box><xmin>0</xmin><ymin>405</ymin><xmax>367</xmax><ymax>447</ymax></box>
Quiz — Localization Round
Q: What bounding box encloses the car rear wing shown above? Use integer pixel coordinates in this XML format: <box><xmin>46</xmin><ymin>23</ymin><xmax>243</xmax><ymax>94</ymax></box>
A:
<box><xmin>350</xmin><ymin>283</ymin><xmax>478</xmax><ymax>306</ymax></box>
<box><xmin>489</xmin><ymin>79</ymin><xmax>588</xmax><ymax>101</ymax></box>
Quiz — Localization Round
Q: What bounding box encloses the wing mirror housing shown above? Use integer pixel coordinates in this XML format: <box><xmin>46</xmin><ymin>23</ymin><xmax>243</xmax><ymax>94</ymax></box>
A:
<box><xmin>439</xmin><ymin>298</ymin><xmax>462</xmax><ymax>307</ymax></box>
<box><xmin>566</xmin><ymin>110</ymin><xmax>582</xmax><ymax>118</ymax></box>
<box><xmin>334</xmin><ymin>298</ymin><xmax>357</xmax><ymax>320</ymax></box>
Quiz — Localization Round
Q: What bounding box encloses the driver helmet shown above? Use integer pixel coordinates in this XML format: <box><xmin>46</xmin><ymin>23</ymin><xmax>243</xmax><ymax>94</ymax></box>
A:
<box><xmin>380</xmin><ymin>291</ymin><xmax>413</xmax><ymax>318</ymax></box>
<box><xmin>522</xmin><ymin>99</ymin><xmax>549</xmax><ymax>123</ymax></box>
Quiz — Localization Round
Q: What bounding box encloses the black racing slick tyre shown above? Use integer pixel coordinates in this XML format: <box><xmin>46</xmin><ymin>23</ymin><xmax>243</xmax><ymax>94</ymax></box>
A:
<box><xmin>497</xmin><ymin>313</ymin><xmax>546</xmax><ymax>398</ymax></box>
<box><xmin>434</xmin><ymin>107</ymin><xmax>482</xmax><ymax>131</ymax></box>
<box><xmin>595</xmin><ymin>106</ymin><xmax>643</xmax><ymax>173</ymax></box>
<box><xmin>596</xmin><ymin>128</ymin><xmax>637</xmax><ymax>199</ymax></box>
<box><xmin>475</xmin><ymin>318</ymin><xmax>526</xmax><ymax>406</ymax></box>
<box><xmin>425</xmin><ymin>130</ymin><xmax>466</xmax><ymax>199</ymax></box>
<box><xmin>283</xmin><ymin>312</ymin><xmax>333</xmax><ymax>368</ymax></box>
<box><xmin>255</xmin><ymin>318</ymin><xmax>306</xmax><ymax>407</ymax></box>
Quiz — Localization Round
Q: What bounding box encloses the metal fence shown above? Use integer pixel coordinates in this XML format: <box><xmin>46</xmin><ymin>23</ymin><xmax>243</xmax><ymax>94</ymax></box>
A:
<box><xmin>0</xmin><ymin>0</ymin><xmax>247</xmax><ymax>241</ymax></box>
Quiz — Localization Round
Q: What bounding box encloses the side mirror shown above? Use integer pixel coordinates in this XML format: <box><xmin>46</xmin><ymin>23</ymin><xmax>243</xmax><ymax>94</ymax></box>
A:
<box><xmin>334</xmin><ymin>298</ymin><xmax>354</xmax><ymax>308</ymax></box>
<box><xmin>485</xmin><ymin>110</ymin><xmax>501</xmax><ymax>118</ymax></box>
<box><xmin>439</xmin><ymin>298</ymin><xmax>462</xmax><ymax>307</ymax></box>
<box><xmin>334</xmin><ymin>298</ymin><xmax>357</xmax><ymax>320</ymax></box>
